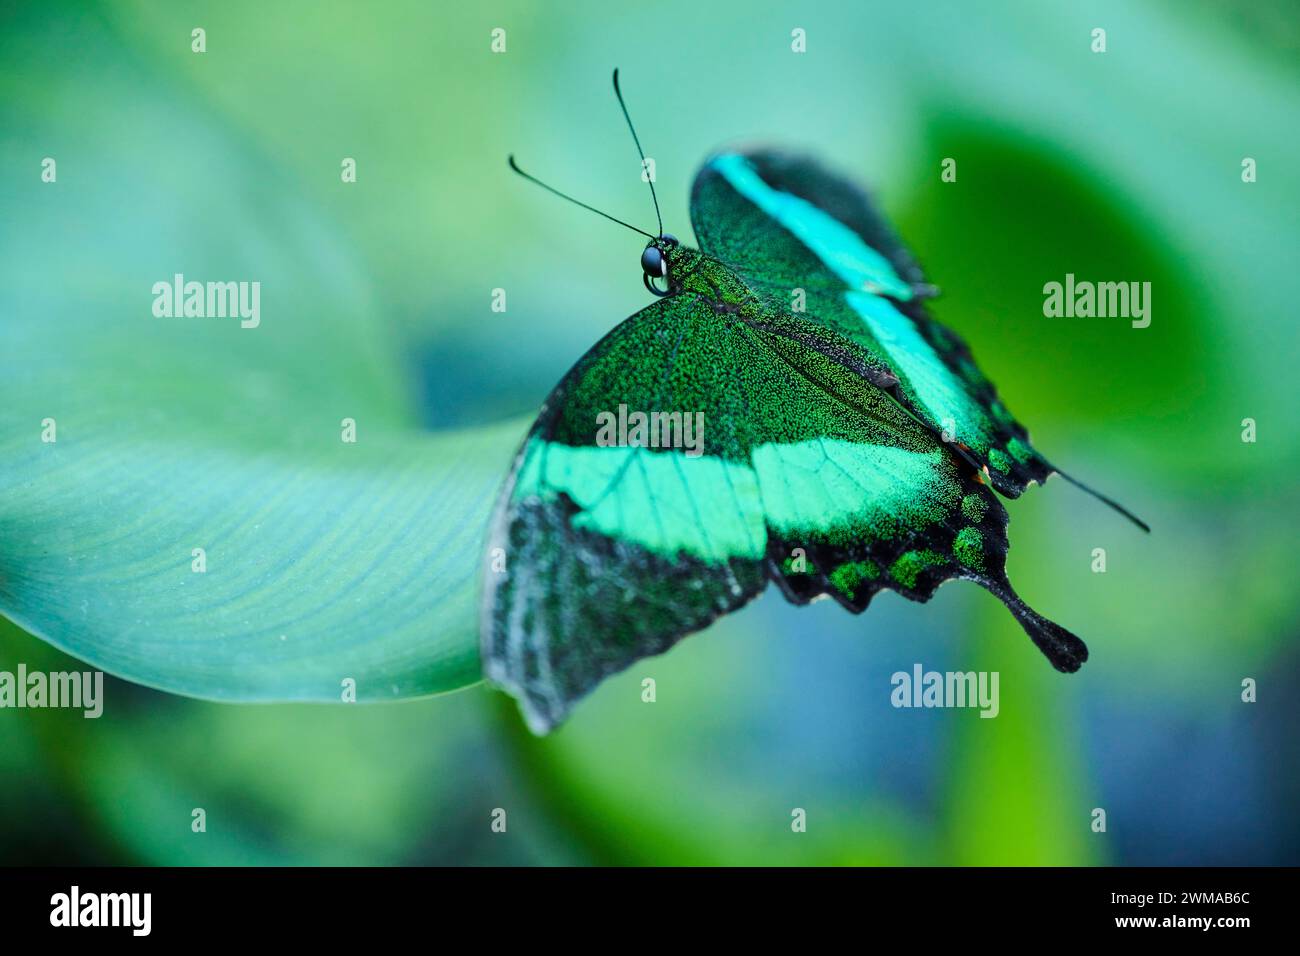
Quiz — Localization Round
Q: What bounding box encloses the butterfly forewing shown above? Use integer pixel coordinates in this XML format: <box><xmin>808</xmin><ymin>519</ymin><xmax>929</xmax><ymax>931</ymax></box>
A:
<box><xmin>690</xmin><ymin>149</ymin><xmax>1053</xmax><ymax>497</ymax></box>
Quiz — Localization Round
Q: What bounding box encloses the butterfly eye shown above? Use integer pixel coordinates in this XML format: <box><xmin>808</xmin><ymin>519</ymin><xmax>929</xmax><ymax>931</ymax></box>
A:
<box><xmin>640</xmin><ymin>245</ymin><xmax>667</xmax><ymax>278</ymax></box>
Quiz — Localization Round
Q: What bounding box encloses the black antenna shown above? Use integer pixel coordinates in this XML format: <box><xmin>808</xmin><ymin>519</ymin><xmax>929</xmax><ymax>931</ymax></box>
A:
<box><xmin>1056</xmin><ymin>468</ymin><xmax>1151</xmax><ymax>533</ymax></box>
<box><xmin>612</xmin><ymin>68</ymin><xmax>663</xmax><ymax>237</ymax></box>
<box><xmin>507</xmin><ymin>155</ymin><xmax>656</xmax><ymax>240</ymax></box>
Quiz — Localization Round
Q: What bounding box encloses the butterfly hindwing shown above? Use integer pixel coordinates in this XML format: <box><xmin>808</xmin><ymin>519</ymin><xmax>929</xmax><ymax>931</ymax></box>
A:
<box><xmin>690</xmin><ymin>149</ymin><xmax>1053</xmax><ymax>498</ymax></box>
<box><xmin>482</xmin><ymin>289</ymin><xmax>1085</xmax><ymax>732</ymax></box>
<box><xmin>482</xmin><ymin>294</ymin><xmax>767</xmax><ymax>732</ymax></box>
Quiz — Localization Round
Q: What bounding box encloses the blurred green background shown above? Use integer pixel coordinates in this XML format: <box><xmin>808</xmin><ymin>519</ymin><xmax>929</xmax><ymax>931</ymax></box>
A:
<box><xmin>2</xmin><ymin>0</ymin><xmax>1297</xmax><ymax>865</ymax></box>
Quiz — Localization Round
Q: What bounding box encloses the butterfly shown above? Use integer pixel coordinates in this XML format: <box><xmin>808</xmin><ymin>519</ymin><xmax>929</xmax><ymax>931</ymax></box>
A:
<box><xmin>483</xmin><ymin>71</ymin><xmax>1147</xmax><ymax>734</ymax></box>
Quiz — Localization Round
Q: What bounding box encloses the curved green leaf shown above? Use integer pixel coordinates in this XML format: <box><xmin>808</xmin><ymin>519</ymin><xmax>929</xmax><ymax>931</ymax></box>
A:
<box><xmin>0</xmin><ymin>10</ymin><xmax>521</xmax><ymax>700</ymax></box>
<box><xmin>0</xmin><ymin>418</ymin><xmax>520</xmax><ymax>701</ymax></box>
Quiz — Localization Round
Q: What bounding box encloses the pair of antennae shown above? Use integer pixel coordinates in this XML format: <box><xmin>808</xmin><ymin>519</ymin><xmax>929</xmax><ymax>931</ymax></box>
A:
<box><xmin>508</xmin><ymin>68</ymin><xmax>664</xmax><ymax>241</ymax></box>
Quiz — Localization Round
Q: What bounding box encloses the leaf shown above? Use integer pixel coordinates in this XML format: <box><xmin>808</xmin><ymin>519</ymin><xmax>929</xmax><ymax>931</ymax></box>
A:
<box><xmin>0</xmin><ymin>10</ymin><xmax>521</xmax><ymax>700</ymax></box>
<box><xmin>0</xmin><ymin>418</ymin><xmax>522</xmax><ymax>701</ymax></box>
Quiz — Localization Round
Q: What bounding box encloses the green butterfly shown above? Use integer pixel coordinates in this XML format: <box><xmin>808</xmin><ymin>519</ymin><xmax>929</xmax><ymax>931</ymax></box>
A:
<box><xmin>484</xmin><ymin>72</ymin><xmax>1146</xmax><ymax>734</ymax></box>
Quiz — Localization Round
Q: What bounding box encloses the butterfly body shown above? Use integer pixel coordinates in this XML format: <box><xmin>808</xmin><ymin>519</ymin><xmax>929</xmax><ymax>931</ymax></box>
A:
<box><xmin>485</xmin><ymin>146</ymin><xmax>1144</xmax><ymax>734</ymax></box>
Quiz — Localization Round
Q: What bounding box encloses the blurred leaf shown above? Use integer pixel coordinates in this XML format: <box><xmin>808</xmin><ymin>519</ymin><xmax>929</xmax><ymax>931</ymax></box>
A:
<box><xmin>900</xmin><ymin>123</ymin><xmax>1210</xmax><ymax>433</ymax></box>
<box><xmin>0</xmin><ymin>4</ymin><xmax>522</xmax><ymax>700</ymax></box>
<box><xmin>0</xmin><ymin>416</ymin><xmax>518</xmax><ymax>701</ymax></box>
<box><xmin>944</xmin><ymin>597</ymin><xmax>1098</xmax><ymax>865</ymax></box>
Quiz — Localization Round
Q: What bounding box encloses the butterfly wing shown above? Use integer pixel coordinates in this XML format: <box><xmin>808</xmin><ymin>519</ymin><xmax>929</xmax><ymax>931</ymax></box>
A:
<box><xmin>482</xmin><ymin>292</ymin><xmax>1086</xmax><ymax>733</ymax></box>
<box><xmin>690</xmin><ymin>149</ymin><xmax>1054</xmax><ymax>499</ymax></box>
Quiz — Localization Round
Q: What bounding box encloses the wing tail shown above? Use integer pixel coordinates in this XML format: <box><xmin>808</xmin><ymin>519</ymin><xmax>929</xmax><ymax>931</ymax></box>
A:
<box><xmin>979</xmin><ymin>575</ymin><xmax>1089</xmax><ymax>673</ymax></box>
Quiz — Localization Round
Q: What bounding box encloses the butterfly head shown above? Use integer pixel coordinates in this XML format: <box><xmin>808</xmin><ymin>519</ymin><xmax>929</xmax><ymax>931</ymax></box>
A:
<box><xmin>640</xmin><ymin>234</ymin><xmax>680</xmax><ymax>296</ymax></box>
<box><xmin>509</xmin><ymin>72</ymin><xmax>687</xmax><ymax>298</ymax></box>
